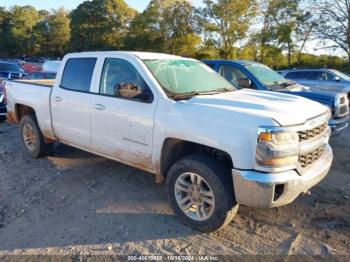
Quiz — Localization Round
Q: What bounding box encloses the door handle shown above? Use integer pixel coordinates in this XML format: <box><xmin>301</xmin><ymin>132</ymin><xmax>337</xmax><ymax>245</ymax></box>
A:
<box><xmin>93</xmin><ymin>104</ymin><xmax>106</xmax><ymax>111</ymax></box>
<box><xmin>52</xmin><ymin>96</ymin><xmax>63</xmax><ymax>102</ymax></box>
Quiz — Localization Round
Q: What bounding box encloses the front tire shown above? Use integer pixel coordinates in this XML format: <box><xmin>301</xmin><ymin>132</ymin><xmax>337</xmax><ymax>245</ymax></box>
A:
<box><xmin>166</xmin><ymin>154</ymin><xmax>238</xmax><ymax>233</ymax></box>
<box><xmin>19</xmin><ymin>115</ymin><xmax>52</xmax><ymax>158</ymax></box>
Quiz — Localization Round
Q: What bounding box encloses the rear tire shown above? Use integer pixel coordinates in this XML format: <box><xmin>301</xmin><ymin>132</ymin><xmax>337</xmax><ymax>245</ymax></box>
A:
<box><xmin>166</xmin><ymin>154</ymin><xmax>238</xmax><ymax>233</ymax></box>
<box><xmin>19</xmin><ymin>115</ymin><xmax>52</xmax><ymax>158</ymax></box>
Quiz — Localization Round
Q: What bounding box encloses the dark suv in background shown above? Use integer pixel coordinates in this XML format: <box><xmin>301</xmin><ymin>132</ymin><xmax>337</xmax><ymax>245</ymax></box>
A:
<box><xmin>0</xmin><ymin>84</ymin><xmax>6</xmax><ymax>121</ymax></box>
<box><xmin>279</xmin><ymin>69</ymin><xmax>350</xmax><ymax>100</ymax></box>
<box><xmin>0</xmin><ymin>61</ymin><xmax>28</xmax><ymax>121</ymax></box>
<box><xmin>0</xmin><ymin>61</ymin><xmax>27</xmax><ymax>80</ymax></box>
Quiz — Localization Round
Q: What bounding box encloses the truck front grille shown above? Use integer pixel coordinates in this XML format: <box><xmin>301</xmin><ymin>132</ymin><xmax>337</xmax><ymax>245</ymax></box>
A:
<box><xmin>299</xmin><ymin>145</ymin><xmax>326</xmax><ymax>168</ymax></box>
<box><xmin>298</xmin><ymin>123</ymin><xmax>328</xmax><ymax>142</ymax></box>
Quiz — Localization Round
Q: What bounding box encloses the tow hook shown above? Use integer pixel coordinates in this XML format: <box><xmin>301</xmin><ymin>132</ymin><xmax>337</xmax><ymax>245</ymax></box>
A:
<box><xmin>302</xmin><ymin>190</ymin><xmax>311</xmax><ymax>196</ymax></box>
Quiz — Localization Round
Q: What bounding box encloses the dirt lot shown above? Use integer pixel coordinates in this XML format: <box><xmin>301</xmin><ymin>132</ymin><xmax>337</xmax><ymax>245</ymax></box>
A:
<box><xmin>0</xmin><ymin>120</ymin><xmax>349</xmax><ymax>257</ymax></box>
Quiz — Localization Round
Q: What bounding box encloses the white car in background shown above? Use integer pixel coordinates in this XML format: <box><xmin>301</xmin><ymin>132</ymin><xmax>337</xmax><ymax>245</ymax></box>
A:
<box><xmin>42</xmin><ymin>60</ymin><xmax>60</xmax><ymax>73</ymax></box>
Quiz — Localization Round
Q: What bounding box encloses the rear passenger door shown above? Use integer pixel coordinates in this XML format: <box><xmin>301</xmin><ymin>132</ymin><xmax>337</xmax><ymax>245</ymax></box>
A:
<box><xmin>51</xmin><ymin>57</ymin><xmax>97</xmax><ymax>148</ymax></box>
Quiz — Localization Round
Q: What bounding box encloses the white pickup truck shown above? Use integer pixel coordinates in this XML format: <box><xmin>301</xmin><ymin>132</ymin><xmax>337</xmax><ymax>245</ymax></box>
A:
<box><xmin>6</xmin><ymin>52</ymin><xmax>333</xmax><ymax>232</ymax></box>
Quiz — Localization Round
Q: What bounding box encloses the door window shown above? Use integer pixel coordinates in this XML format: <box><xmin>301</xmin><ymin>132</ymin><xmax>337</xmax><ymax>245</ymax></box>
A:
<box><xmin>325</xmin><ymin>72</ymin><xmax>337</xmax><ymax>81</ymax></box>
<box><xmin>100</xmin><ymin>58</ymin><xmax>151</xmax><ymax>102</ymax></box>
<box><xmin>219</xmin><ymin>65</ymin><xmax>249</xmax><ymax>88</ymax></box>
<box><xmin>286</xmin><ymin>71</ymin><xmax>320</xmax><ymax>80</ymax></box>
<box><xmin>61</xmin><ymin>58</ymin><xmax>97</xmax><ymax>92</ymax></box>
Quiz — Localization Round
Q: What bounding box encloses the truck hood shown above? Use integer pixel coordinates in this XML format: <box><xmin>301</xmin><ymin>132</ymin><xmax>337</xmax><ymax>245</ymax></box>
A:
<box><xmin>183</xmin><ymin>89</ymin><xmax>328</xmax><ymax>126</ymax></box>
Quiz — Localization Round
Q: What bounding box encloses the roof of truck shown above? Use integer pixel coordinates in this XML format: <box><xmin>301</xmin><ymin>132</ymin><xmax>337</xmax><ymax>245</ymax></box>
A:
<box><xmin>65</xmin><ymin>51</ymin><xmax>192</xmax><ymax>61</ymax></box>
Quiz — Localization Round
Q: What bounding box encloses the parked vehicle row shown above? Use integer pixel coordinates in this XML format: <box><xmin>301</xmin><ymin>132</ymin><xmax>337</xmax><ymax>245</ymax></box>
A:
<box><xmin>5</xmin><ymin>51</ymin><xmax>335</xmax><ymax>232</ymax></box>
<box><xmin>203</xmin><ymin>60</ymin><xmax>349</xmax><ymax>136</ymax></box>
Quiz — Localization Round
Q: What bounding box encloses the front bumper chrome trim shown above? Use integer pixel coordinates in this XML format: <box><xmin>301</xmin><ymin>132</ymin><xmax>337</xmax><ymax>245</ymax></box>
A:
<box><xmin>232</xmin><ymin>144</ymin><xmax>333</xmax><ymax>208</ymax></box>
<box><xmin>329</xmin><ymin>115</ymin><xmax>349</xmax><ymax>137</ymax></box>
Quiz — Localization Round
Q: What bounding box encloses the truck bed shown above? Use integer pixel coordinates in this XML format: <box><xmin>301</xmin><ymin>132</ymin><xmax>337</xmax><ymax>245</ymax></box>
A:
<box><xmin>5</xmin><ymin>79</ymin><xmax>54</xmax><ymax>139</ymax></box>
<box><xmin>11</xmin><ymin>79</ymin><xmax>55</xmax><ymax>87</ymax></box>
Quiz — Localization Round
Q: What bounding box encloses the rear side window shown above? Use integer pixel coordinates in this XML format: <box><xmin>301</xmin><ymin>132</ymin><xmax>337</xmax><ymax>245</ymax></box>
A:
<box><xmin>61</xmin><ymin>58</ymin><xmax>97</xmax><ymax>92</ymax></box>
<box><xmin>286</xmin><ymin>71</ymin><xmax>309</xmax><ymax>80</ymax></box>
<box><xmin>286</xmin><ymin>71</ymin><xmax>325</xmax><ymax>80</ymax></box>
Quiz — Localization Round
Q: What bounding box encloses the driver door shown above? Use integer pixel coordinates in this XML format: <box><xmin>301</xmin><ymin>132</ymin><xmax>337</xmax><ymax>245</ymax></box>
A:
<box><xmin>218</xmin><ymin>64</ymin><xmax>253</xmax><ymax>89</ymax></box>
<box><xmin>90</xmin><ymin>57</ymin><xmax>157</xmax><ymax>172</ymax></box>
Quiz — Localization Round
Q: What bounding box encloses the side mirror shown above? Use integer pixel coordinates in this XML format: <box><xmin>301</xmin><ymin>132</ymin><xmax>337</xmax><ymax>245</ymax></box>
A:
<box><xmin>115</xmin><ymin>83</ymin><xmax>142</xmax><ymax>98</ymax></box>
<box><xmin>334</xmin><ymin>76</ymin><xmax>341</xmax><ymax>82</ymax></box>
<box><xmin>238</xmin><ymin>78</ymin><xmax>252</xmax><ymax>89</ymax></box>
<box><xmin>115</xmin><ymin>83</ymin><xmax>152</xmax><ymax>102</ymax></box>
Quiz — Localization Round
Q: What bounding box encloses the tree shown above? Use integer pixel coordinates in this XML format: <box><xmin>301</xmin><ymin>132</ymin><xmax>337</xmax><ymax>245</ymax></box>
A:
<box><xmin>294</xmin><ymin>10</ymin><xmax>319</xmax><ymax>66</ymax></box>
<box><xmin>8</xmin><ymin>5</ymin><xmax>40</xmax><ymax>56</ymax></box>
<box><xmin>201</xmin><ymin>0</ymin><xmax>257</xmax><ymax>59</ymax></box>
<box><xmin>312</xmin><ymin>0</ymin><xmax>350</xmax><ymax>63</ymax></box>
<box><xmin>125</xmin><ymin>0</ymin><xmax>201</xmax><ymax>56</ymax></box>
<box><xmin>266</xmin><ymin>0</ymin><xmax>301</xmax><ymax>67</ymax></box>
<box><xmin>70</xmin><ymin>0</ymin><xmax>137</xmax><ymax>51</ymax></box>
<box><xmin>39</xmin><ymin>8</ymin><xmax>70</xmax><ymax>57</ymax></box>
<box><xmin>0</xmin><ymin>7</ymin><xmax>11</xmax><ymax>56</ymax></box>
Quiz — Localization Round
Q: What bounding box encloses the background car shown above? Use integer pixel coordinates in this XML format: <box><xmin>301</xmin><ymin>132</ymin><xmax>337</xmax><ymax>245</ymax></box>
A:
<box><xmin>203</xmin><ymin>60</ymin><xmax>349</xmax><ymax>136</ymax></box>
<box><xmin>0</xmin><ymin>61</ymin><xmax>27</xmax><ymax>80</ymax></box>
<box><xmin>0</xmin><ymin>83</ymin><xmax>7</xmax><ymax>121</ymax></box>
<box><xmin>279</xmin><ymin>69</ymin><xmax>350</xmax><ymax>100</ymax></box>
<box><xmin>25</xmin><ymin>71</ymin><xmax>57</xmax><ymax>80</ymax></box>
<box><xmin>42</xmin><ymin>60</ymin><xmax>60</xmax><ymax>73</ymax></box>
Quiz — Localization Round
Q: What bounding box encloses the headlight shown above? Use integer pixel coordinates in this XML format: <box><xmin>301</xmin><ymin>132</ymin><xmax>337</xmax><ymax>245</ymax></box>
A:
<box><xmin>334</xmin><ymin>93</ymin><xmax>349</xmax><ymax>117</ymax></box>
<box><xmin>256</xmin><ymin>128</ymin><xmax>299</xmax><ymax>168</ymax></box>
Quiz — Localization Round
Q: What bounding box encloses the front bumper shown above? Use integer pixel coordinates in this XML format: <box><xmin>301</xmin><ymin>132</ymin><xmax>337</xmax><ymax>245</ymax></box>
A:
<box><xmin>329</xmin><ymin>116</ymin><xmax>349</xmax><ymax>137</ymax></box>
<box><xmin>232</xmin><ymin>144</ymin><xmax>333</xmax><ymax>208</ymax></box>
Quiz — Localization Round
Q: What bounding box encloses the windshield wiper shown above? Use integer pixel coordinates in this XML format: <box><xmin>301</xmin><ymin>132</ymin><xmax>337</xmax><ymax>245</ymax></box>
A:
<box><xmin>169</xmin><ymin>88</ymin><xmax>233</xmax><ymax>100</ymax></box>
<box><xmin>266</xmin><ymin>81</ymin><xmax>294</xmax><ymax>90</ymax></box>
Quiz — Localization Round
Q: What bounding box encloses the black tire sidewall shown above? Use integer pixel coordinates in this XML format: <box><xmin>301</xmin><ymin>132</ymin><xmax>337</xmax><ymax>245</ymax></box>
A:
<box><xmin>167</xmin><ymin>155</ymin><xmax>236</xmax><ymax>232</ymax></box>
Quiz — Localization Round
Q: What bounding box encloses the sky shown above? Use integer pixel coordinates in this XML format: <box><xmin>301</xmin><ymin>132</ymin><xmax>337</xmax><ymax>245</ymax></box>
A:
<box><xmin>0</xmin><ymin>0</ymin><xmax>345</xmax><ymax>57</ymax></box>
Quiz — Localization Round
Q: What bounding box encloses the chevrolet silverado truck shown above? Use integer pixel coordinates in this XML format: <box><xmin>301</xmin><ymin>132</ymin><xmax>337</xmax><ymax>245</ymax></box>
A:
<box><xmin>6</xmin><ymin>52</ymin><xmax>333</xmax><ymax>232</ymax></box>
<box><xmin>203</xmin><ymin>60</ymin><xmax>349</xmax><ymax>136</ymax></box>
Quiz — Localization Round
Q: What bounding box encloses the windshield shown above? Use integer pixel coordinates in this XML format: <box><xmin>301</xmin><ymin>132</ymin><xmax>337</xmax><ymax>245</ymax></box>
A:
<box><xmin>329</xmin><ymin>69</ymin><xmax>350</xmax><ymax>81</ymax></box>
<box><xmin>143</xmin><ymin>59</ymin><xmax>235</xmax><ymax>98</ymax></box>
<box><xmin>245</xmin><ymin>63</ymin><xmax>287</xmax><ymax>87</ymax></box>
<box><xmin>0</xmin><ymin>63</ymin><xmax>22</xmax><ymax>72</ymax></box>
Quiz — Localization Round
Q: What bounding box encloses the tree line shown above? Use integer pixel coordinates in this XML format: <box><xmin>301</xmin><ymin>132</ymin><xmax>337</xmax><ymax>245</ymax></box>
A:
<box><xmin>0</xmin><ymin>0</ymin><xmax>350</xmax><ymax>71</ymax></box>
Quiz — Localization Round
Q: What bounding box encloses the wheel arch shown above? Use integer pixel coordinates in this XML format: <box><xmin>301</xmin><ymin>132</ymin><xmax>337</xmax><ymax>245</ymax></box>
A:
<box><xmin>159</xmin><ymin>138</ymin><xmax>234</xmax><ymax>179</ymax></box>
<box><xmin>12</xmin><ymin>104</ymin><xmax>36</xmax><ymax>124</ymax></box>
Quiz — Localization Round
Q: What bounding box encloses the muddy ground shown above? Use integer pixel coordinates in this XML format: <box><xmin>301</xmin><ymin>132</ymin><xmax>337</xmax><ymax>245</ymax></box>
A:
<box><xmin>0</xmin><ymin>121</ymin><xmax>349</xmax><ymax>257</ymax></box>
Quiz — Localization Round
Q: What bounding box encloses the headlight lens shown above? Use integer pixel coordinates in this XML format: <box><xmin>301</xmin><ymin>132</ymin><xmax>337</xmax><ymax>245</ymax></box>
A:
<box><xmin>256</xmin><ymin>128</ymin><xmax>299</xmax><ymax>168</ymax></box>
<box><xmin>334</xmin><ymin>93</ymin><xmax>349</xmax><ymax>117</ymax></box>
